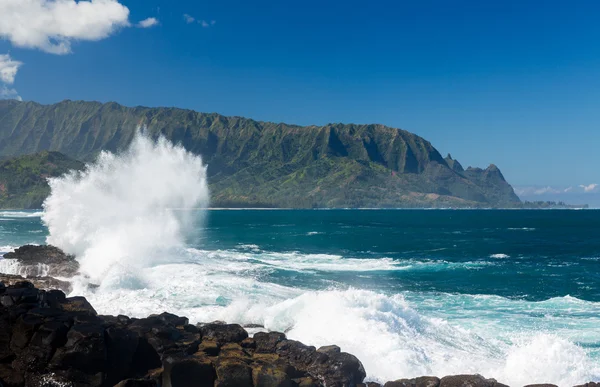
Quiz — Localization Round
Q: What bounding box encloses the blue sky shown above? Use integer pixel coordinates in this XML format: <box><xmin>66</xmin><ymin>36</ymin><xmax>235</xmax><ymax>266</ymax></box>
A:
<box><xmin>0</xmin><ymin>0</ymin><xmax>599</xmax><ymax>195</ymax></box>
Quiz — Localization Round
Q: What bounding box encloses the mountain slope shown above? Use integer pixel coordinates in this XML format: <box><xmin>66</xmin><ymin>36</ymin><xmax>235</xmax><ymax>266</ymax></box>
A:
<box><xmin>0</xmin><ymin>100</ymin><xmax>520</xmax><ymax>208</ymax></box>
<box><xmin>0</xmin><ymin>151</ymin><xmax>84</xmax><ymax>209</ymax></box>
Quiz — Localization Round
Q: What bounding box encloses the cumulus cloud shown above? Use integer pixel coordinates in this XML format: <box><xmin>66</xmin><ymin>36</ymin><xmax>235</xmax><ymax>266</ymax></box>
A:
<box><xmin>579</xmin><ymin>183</ymin><xmax>599</xmax><ymax>193</ymax></box>
<box><xmin>137</xmin><ymin>17</ymin><xmax>159</xmax><ymax>28</ymax></box>
<box><xmin>0</xmin><ymin>54</ymin><xmax>22</xmax><ymax>84</ymax></box>
<box><xmin>0</xmin><ymin>54</ymin><xmax>22</xmax><ymax>100</ymax></box>
<box><xmin>0</xmin><ymin>85</ymin><xmax>21</xmax><ymax>101</ymax></box>
<box><xmin>0</xmin><ymin>0</ymin><xmax>131</xmax><ymax>54</ymax></box>
<box><xmin>183</xmin><ymin>14</ymin><xmax>195</xmax><ymax>24</ymax></box>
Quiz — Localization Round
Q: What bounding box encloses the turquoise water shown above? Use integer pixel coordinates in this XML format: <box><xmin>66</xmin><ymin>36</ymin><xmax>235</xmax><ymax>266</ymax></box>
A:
<box><xmin>1</xmin><ymin>209</ymin><xmax>599</xmax><ymax>385</ymax></box>
<box><xmin>197</xmin><ymin>209</ymin><xmax>600</xmax><ymax>301</ymax></box>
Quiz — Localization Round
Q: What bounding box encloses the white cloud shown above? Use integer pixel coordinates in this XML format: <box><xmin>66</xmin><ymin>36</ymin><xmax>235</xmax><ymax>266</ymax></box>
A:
<box><xmin>0</xmin><ymin>85</ymin><xmax>21</xmax><ymax>101</ymax></box>
<box><xmin>0</xmin><ymin>0</ymin><xmax>131</xmax><ymax>54</ymax></box>
<box><xmin>579</xmin><ymin>183</ymin><xmax>599</xmax><ymax>193</ymax></box>
<box><xmin>201</xmin><ymin>20</ymin><xmax>216</xmax><ymax>28</ymax></box>
<box><xmin>0</xmin><ymin>54</ymin><xmax>22</xmax><ymax>84</ymax></box>
<box><xmin>0</xmin><ymin>53</ymin><xmax>22</xmax><ymax>100</ymax></box>
<box><xmin>564</xmin><ymin>186</ymin><xmax>573</xmax><ymax>193</ymax></box>
<box><xmin>533</xmin><ymin>186</ymin><xmax>561</xmax><ymax>195</ymax></box>
<box><xmin>185</xmin><ymin>15</ymin><xmax>216</xmax><ymax>27</ymax></box>
<box><xmin>137</xmin><ymin>17</ymin><xmax>159</xmax><ymax>28</ymax></box>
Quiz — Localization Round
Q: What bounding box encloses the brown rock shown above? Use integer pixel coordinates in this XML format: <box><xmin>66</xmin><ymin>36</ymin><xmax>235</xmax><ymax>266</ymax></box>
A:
<box><xmin>252</xmin><ymin>363</ymin><xmax>295</xmax><ymax>387</ymax></box>
<box><xmin>294</xmin><ymin>377</ymin><xmax>320</xmax><ymax>387</ymax></box>
<box><xmin>241</xmin><ymin>337</ymin><xmax>256</xmax><ymax>350</ymax></box>
<box><xmin>215</xmin><ymin>358</ymin><xmax>253</xmax><ymax>387</ymax></box>
<box><xmin>220</xmin><ymin>342</ymin><xmax>246</xmax><ymax>359</ymax></box>
<box><xmin>60</xmin><ymin>296</ymin><xmax>97</xmax><ymax>316</ymax></box>
<box><xmin>197</xmin><ymin>339</ymin><xmax>220</xmax><ymax>356</ymax></box>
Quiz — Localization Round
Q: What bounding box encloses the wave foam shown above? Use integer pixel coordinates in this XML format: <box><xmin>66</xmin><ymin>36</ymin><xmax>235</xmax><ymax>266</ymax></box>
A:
<box><xmin>33</xmin><ymin>131</ymin><xmax>599</xmax><ymax>386</ymax></box>
<box><xmin>42</xmin><ymin>132</ymin><xmax>209</xmax><ymax>286</ymax></box>
<box><xmin>0</xmin><ymin>259</ymin><xmax>49</xmax><ymax>277</ymax></box>
<box><xmin>490</xmin><ymin>253</ymin><xmax>510</xmax><ymax>259</ymax></box>
<box><xmin>0</xmin><ymin>211</ymin><xmax>44</xmax><ymax>218</ymax></box>
<box><xmin>79</xmin><ymin>278</ymin><xmax>600</xmax><ymax>386</ymax></box>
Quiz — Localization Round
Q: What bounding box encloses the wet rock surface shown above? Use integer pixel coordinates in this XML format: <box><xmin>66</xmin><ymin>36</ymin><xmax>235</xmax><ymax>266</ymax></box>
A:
<box><xmin>0</xmin><ymin>273</ymin><xmax>72</xmax><ymax>294</ymax></box>
<box><xmin>3</xmin><ymin>245</ymin><xmax>79</xmax><ymax>278</ymax></box>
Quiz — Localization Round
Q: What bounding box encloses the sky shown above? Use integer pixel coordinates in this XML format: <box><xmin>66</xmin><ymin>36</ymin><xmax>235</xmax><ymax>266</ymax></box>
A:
<box><xmin>0</xmin><ymin>0</ymin><xmax>599</xmax><ymax>200</ymax></box>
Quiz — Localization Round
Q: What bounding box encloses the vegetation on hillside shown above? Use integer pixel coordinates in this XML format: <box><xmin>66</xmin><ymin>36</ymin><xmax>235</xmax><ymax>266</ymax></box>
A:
<box><xmin>0</xmin><ymin>152</ymin><xmax>83</xmax><ymax>209</ymax></box>
<box><xmin>0</xmin><ymin>100</ymin><xmax>522</xmax><ymax>208</ymax></box>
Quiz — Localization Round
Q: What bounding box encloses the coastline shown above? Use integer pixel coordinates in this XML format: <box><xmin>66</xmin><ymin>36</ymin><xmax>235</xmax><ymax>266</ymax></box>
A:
<box><xmin>1</xmin><ymin>278</ymin><xmax>594</xmax><ymax>387</ymax></box>
<box><xmin>0</xmin><ymin>245</ymin><xmax>598</xmax><ymax>387</ymax></box>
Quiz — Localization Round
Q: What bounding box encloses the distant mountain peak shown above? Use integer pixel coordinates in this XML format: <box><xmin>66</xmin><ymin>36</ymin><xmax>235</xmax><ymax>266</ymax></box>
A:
<box><xmin>444</xmin><ymin>154</ymin><xmax>464</xmax><ymax>173</ymax></box>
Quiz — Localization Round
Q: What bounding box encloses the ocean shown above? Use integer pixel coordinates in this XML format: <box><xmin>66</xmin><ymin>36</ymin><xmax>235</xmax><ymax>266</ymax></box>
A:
<box><xmin>0</xmin><ymin>208</ymin><xmax>599</xmax><ymax>386</ymax></box>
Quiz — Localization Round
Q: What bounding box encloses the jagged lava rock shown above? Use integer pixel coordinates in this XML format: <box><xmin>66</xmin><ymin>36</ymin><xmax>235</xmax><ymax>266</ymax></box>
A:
<box><xmin>0</xmin><ymin>280</ymin><xmax>367</xmax><ymax>386</ymax></box>
<box><xmin>0</xmin><ymin>273</ymin><xmax>72</xmax><ymax>293</ymax></box>
<box><xmin>383</xmin><ymin>376</ymin><xmax>440</xmax><ymax>387</ymax></box>
<box><xmin>439</xmin><ymin>375</ymin><xmax>508</xmax><ymax>387</ymax></box>
<box><xmin>3</xmin><ymin>244</ymin><xmax>79</xmax><ymax>277</ymax></box>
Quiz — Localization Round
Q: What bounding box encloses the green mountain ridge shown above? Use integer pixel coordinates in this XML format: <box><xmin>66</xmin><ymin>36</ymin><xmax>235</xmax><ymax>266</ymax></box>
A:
<box><xmin>0</xmin><ymin>99</ymin><xmax>520</xmax><ymax>208</ymax></box>
<box><xmin>0</xmin><ymin>151</ymin><xmax>84</xmax><ymax>209</ymax></box>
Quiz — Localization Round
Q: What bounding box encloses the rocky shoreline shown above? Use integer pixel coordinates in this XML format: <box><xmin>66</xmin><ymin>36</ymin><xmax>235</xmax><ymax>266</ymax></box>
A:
<box><xmin>0</xmin><ymin>245</ymin><xmax>598</xmax><ymax>387</ymax></box>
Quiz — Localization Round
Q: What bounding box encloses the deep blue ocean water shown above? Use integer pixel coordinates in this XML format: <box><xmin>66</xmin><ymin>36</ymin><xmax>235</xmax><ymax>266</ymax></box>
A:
<box><xmin>1</xmin><ymin>209</ymin><xmax>599</xmax><ymax>385</ymax></box>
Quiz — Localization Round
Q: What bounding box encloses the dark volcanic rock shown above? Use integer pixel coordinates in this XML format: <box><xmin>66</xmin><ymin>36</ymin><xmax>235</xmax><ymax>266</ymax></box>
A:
<box><xmin>276</xmin><ymin>339</ymin><xmax>366</xmax><ymax>387</ymax></box>
<box><xmin>199</xmin><ymin>322</ymin><xmax>249</xmax><ymax>344</ymax></box>
<box><xmin>3</xmin><ymin>244</ymin><xmax>79</xmax><ymax>277</ymax></box>
<box><xmin>214</xmin><ymin>357</ymin><xmax>253</xmax><ymax>387</ymax></box>
<box><xmin>439</xmin><ymin>375</ymin><xmax>508</xmax><ymax>387</ymax></box>
<box><xmin>384</xmin><ymin>377</ymin><xmax>440</xmax><ymax>387</ymax></box>
<box><xmin>317</xmin><ymin>345</ymin><xmax>341</xmax><ymax>355</ymax></box>
<box><xmin>0</xmin><ymin>279</ymin><xmax>373</xmax><ymax>386</ymax></box>
<box><xmin>0</xmin><ymin>273</ymin><xmax>72</xmax><ymax>293</ymax></box>
<box><xmin>254</xmin><ymin>331</ymin><xmax>286</xmax><ymax>353</ymax></box>
<box><xmin>165</xmin><ymin>357</ymin><xmax>215</xmax><ymax>387</ymax></box>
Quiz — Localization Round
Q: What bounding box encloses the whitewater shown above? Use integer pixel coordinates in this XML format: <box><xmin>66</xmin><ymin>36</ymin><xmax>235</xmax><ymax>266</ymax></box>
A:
<box><xmin>0</xmin><ymin>133</ymin><xmax>598</xmax><ymax>386</ymax></box>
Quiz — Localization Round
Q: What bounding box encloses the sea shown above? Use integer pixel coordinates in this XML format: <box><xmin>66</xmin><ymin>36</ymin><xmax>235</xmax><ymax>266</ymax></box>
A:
<box><xmin>0</xmin><ymin>209</ymin><xmax>599</xmax><ymax>386</ymax></box>
<box><xmin>0</xmin><ymin>134</ymin><xmax>598</xmax><ymax>386</ymax></box>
